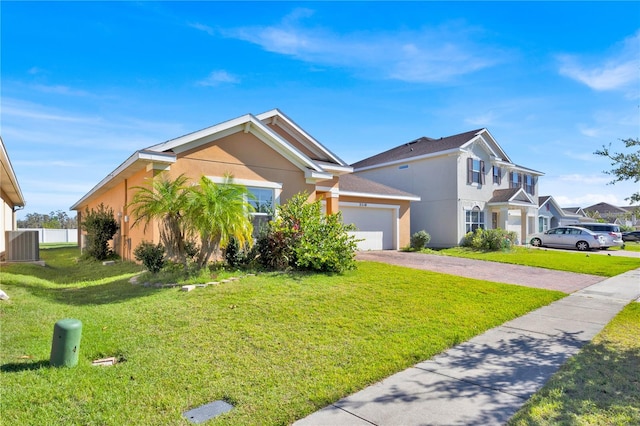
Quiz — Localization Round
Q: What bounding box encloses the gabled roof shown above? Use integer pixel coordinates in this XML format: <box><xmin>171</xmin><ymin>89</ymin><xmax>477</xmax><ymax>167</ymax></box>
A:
<box><xmin>563</xmin><ymin>206</ymin><xmax>586</xmax><ymax>215</ymax></box>
<box><xmin>487</xmin><ymin>188</ymin><xmax>535</xmax><ymax>206</ymax></box>
<box><xmin>71</xmin><ymin>110</ymin><xmax>353</xmax><ymax>210</ymax></box>
<box><xmin>145</xmin><ymin>111</ymin><xmax>343</xmax><ymax>176</ymax></box>
<box><xmin>583</xmin><ymin>202</ymin><xmax>629</xmax><ymax>215</ymax></box>
<box><xmin>256</xmin><ymin>109</ymin><xmax>349</xmax><ymax>168</ymax></box>
<box><xmin>339</xmin><ymin>174</ymin><xmax>420</xmax><ymax>201</ymax></box>
<box><xmin>538</xmin><ymin>195</ymin><xmax>551</xmax><ymax>207</ymax></box>
<box><xmin>539</xmin><ymin>195</ymin><xmax>584</xmax><ymax>218</ymax></box>
<box><xmin>352</xmin><ymin>128</ymin><xmax>514</xmax><ymax>171</ymax></box>
<box><xmin>0</xmin><ymin>136</ymin><xmax>25</xmax><ymax>208</ymax></box>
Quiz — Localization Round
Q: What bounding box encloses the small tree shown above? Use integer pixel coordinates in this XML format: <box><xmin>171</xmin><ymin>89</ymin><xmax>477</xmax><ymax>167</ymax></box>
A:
<box><xmin>594</xmin><ymin>138</ymin><xmax>640</xmax><ymax>204</ymax></box>
<box><xmin>410</xmin><ymin>230</ymin><xmax>431</xmax><ymax>250</ymax></box>
<box><xmin>128</xmin><ymin>173</ymin><xmax>192</xmax><ymax>266</ymax></box>
<box><xmin>134</xmin><ymin>241</ymin><xmax>165</xmax><ymax>273</ymax></box>
<box><xmin>257</xmin><ymin>192</ymin><xmax>359</xmax><ymax>273</ymax></box>
<box><xmin>187</xmin><ymin>175</ymin><xmax>254</xmax><ymax>268</ymax></box>
<box><xmin>82</xmin><ymin>203</ymin><xmax>119</xmax><ymax>260</ymax></box>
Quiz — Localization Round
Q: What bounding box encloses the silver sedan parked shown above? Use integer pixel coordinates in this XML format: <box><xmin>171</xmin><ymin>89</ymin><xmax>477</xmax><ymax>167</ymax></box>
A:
<box><xmin>529</xmin><ymin>226</ymin><xmax>606</xmax><ymax>251</ymax></box>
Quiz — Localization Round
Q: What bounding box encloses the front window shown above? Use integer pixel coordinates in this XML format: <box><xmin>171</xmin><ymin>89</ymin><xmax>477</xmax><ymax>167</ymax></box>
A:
<box><xmin>466</xmin><ymin>207</ymin><xmax>485</xmax><ymax>233</ymax></box>
<box><xmin>248</xmin><ymin>187</ymin><xmax>274</xmax><ymax>235</ymax></box>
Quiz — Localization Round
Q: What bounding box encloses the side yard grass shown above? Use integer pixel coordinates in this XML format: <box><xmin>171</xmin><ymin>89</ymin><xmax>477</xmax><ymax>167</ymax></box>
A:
<box><xmin>509</xmin><ymin>302</ymin><xmax>640</xmax><ymax>425</ymax></box>
<box><xmin>434</xmin><ymin>246</ymin><xmax>640</xmax><ymax>276</ymax></box>
<box><xmin>0</xmin><ymin>247</ymin><xmax>564</xmax><ymax>425</ymax></box>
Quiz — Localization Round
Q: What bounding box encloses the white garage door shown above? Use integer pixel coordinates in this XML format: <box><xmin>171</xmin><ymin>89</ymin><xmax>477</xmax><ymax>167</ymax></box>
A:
<box><xmin>340</xmin><ymin>205</ymin><xmax>396</xmax><ymax>250</ymax></box>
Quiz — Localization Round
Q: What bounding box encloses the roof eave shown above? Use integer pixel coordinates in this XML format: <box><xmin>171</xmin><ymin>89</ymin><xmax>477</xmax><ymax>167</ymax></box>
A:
<box><xmin>353</xmin><ymin>147</ymin><xmax>463</xmax><ymax>172</ymax></box>
<box><xmin>70</xmin><ymin>150</ymin><xmax>177</xmax><ymax>211</ymax></box>
<box><xmin>339</xmin><ymin>190</ymin><xmax>421</xmax><ymax>202</ymax></box>
<box><xmin>0</xmin><ymin>137</ymin><xmax>26</xmax><ymax>207</ymax></box>
<box><xmin>257</xmin><ymin>109</ymin><xmax>350</xmax><ymax>167</ymax></box>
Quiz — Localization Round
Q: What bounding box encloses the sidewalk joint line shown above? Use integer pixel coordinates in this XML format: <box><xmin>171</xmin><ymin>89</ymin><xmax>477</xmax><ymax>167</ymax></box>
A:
<box><xmin>330</xmin><ymin>405</ymin><xmax>378</xmax><ymax>425</ymax></box>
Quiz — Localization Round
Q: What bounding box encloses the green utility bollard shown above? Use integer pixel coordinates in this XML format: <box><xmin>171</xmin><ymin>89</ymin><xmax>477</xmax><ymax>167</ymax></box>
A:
<box><xmin>50</xmin><ymin>318</ymin><xmax>82</xmax><ymax>367</ymax></box>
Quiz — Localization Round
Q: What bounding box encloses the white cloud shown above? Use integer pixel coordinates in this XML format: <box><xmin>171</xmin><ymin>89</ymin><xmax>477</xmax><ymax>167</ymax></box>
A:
<box><xmin>31</xmin><ymin>84</ymin><xmax>93</xmax><ymax>97</ymax></box>
<box><xmin>197</xmin><ymin>70</ymin><xmax>240</xmax><ymax>87</ymax></box>
<box><xmin>465</xmin><ymin>111</ymin><xmax>497</xmax><ymax>127</ymax></box>
<box><xmin>221</xmin><ymin>9</ymin><xmax>506</xmax><ymax>83</ymax></box>
<box><xmin>3</xmin><ymin>99</ymin><xmax>103</xmax><ymax>124</ymax></box>
<box><xmin>553</xmin><ymin>193</ymin><xmax>620</xmax><ymax>207</ymax></box>
<box><xmin>563</xmin><ymin>150</ymin><xmax>600</xmax><ymax>162</ymax></box>
<box><xmin>189</xmin><ymin>22</ymin><xmax>215</xmax><ymax>36</ymax></box>
<box><xmin>558</xmin><ymin>31</ymin><xmax>640</xmax><ymax>93</ymax></box>
<box><xmin>558</xmin><ymin>174</ymin><xmax>610</xmax><ymax>185</ymax></box>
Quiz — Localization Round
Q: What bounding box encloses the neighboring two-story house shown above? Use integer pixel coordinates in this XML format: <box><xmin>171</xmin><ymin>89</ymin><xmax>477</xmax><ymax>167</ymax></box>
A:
<box><xmin>352</xmin><ymin>128</ymin><xmax>543</xmax><ymax>247</ymax></box>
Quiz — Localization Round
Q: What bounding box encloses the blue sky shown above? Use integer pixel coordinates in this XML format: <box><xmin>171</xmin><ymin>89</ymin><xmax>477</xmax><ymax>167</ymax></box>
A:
<box><xmin>2</xmin><ymin>1</ymin><xmax>639</xmax><ymax>219</ymax></box>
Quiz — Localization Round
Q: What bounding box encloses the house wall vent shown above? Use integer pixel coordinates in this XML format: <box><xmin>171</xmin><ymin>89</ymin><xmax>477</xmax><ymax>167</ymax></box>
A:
<box><xmin>6</xmin><ymin>230</ymin><xmax>40</xmax><ymax>262</ymax></box>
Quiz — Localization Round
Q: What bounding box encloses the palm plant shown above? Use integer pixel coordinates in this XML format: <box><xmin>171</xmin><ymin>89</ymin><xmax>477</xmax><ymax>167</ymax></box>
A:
<box><xmin>188</xmin><ymin>175</ymin><xmax>255</xmax><ymax>268</ymax></box>
<box><xmin>128</xmin><ymin>173</ymin><xmax>192</xmax><ymax>265</ymax></box>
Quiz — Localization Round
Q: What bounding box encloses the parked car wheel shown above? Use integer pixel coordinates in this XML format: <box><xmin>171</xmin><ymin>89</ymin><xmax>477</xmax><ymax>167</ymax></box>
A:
<box><xmin>530</xmin><ymin>238</ymin><xmax>542</xmax><ymax>247</ymax></box>
<box><xmin>576</xmin><ymin>241</ymin><xmax>590</xmax><ymax>251</ymax></box>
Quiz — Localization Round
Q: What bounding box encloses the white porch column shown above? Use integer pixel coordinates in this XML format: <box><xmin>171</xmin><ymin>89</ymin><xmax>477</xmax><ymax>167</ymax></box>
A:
<box><xmin>500</xmin><ymin>208</ymin><xmax>509</xmax><ymax>230</ymax></box>
<box><xmin>520</xmin><ymin>207</ymin><xmax>527</xmax><ymax>245</ymax></box>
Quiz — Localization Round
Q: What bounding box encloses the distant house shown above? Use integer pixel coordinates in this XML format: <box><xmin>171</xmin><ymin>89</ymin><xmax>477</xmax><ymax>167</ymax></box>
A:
<box><xmin>71</xmin><ymin>109</ymin><xmax>419</xmax><ymax>258</ymax></box>
<box><xmin>352</xmin><ymin>128</ymin><xmax>543</xmax><ymax>247</ymax></box>
<box><xmin>562</xmin><ymin>206</ymin><xmax>587</xmax><ymax>218</ymax></box>
<box><xmin>583</xmin><ymin>202</ymin><xmax>639</xmax><ymax>228</ymax></box>
<box><xmin>1</xmin><ymin>137</ymin><xmax>26</xmax><ymax>256</ymax></box>
<box><xmin>537</xmin><ymin>196</ymin><xmax>585</xmax><ymax>231</ymax></box>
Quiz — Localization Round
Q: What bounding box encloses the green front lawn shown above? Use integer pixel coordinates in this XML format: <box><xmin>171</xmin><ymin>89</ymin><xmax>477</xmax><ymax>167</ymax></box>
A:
<box><xmin>0</xmin><ymin>247</ymin><xmax>564</xmax><ymax>425</ymax></box>
<box><xmin>436</xmin><ymin>246</ymin><xmax>640</xmax><ymax>277</ymax></box>
<box><xmin>509</xmin><ymin>302</ymin><xmax>640</xmax><ymax>425</ymax></box>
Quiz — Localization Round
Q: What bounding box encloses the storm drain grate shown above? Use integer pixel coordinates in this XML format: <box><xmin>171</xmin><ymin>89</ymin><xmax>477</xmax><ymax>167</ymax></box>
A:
<box><xmin>183</xmin><ymin>400</ymin><xmax>234</xmax><ymax>424</ymax></box>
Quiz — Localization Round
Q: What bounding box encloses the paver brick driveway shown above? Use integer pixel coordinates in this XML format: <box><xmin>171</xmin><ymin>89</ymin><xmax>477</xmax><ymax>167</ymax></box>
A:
<box><xmin>356</xmin><ymin>251</ymin><xmax>605</xmax><ymax>293</ymax></box>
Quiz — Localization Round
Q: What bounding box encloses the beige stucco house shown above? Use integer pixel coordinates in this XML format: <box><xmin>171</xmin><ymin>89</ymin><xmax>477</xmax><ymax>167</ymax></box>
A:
<box><xmin>71</xmin><ymin>109</ymin><xmax>418</xmax><ymax>259</ymax></box>
<box><xmin>1</xmin><ymin>137</ymin><xmax>26</xmax><ymax>256</ymax></box>
<box><xmin>352</xmin><ymin>128</ymin><xmax>543</xmax><ymax>247</ymax></box>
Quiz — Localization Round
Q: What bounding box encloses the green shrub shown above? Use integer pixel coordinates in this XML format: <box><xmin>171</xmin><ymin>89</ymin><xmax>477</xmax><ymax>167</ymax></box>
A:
<box><xmin>133</xmin><ymin>241</ymin><xmax>166</xmax><ymax>273</ymax></box>
<box><xmin>462</xmin><ymin>228</ymin><xmax>517</xmax><ymax>251</ymax></box>
<box><xmin>410</xmin><ymin>230</ymin><xmax>431</xmax><ymax>250</ymax></box>
<box><xmin>256</xmin><ymin>192</ymin><xmax>358</xmax><ymax>273</ymax></box>
<box><xmin>224</xmin><ymin>236</ymin><xmax>251</xmax><ymax>268</ymax></box>
<box><xmin>82</xmin><ymin>203</ymin><xmax>119</xmax><ymax>261</ymax></box>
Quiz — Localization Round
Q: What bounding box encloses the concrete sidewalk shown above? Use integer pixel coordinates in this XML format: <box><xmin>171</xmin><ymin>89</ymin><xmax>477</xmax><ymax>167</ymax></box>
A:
<box><xmin>294</xmin><ymin>268</ymin><xmax>640</xmax><ymax>426</ymax></box>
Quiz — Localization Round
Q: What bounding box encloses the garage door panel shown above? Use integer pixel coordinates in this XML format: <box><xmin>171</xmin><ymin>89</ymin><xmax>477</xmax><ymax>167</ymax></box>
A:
<box><xmin>341</xmin><ymin>206</ymin><xmax>395</xmax><ymax>250</ymax></box>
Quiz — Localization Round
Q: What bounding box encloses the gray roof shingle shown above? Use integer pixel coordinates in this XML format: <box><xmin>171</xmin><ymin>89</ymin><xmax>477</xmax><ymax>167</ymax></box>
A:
<box><xmin>352</xmin><ymin>129</ymin><xmax>484</xmax><ymax>169</ymax></box>
<box><xmin>339</xmin><ymin>174</ymin><xmax>418</xmax><ymax>199</ymax></box>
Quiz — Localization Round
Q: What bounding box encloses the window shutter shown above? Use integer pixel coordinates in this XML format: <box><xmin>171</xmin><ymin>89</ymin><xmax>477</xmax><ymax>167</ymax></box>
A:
<box><xmin>498</xmin><ymin>168</ymin><xmax>502</xmax><ymax>185</ymax></box>
<box><xmin>467</xmin><ymin>158</ymin><xmax>473</xmax><ymax>184</ymax></box>
<box><xmin>480</xmin><ymin>160</ymin><xmax>485</xmax><ymax>185</ymax></box>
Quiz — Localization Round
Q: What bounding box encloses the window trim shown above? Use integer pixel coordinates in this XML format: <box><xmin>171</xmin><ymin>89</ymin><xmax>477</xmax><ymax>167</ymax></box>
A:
<box><xmin>467</xmin><ymin>158</ymin><xmax>485</xmax><ymax>185</ymax></box>
<box><xmin>492</xmin><ymin>166</ymin><xmax>501</xmax><ymax>184</ymax></box>
<box><xmin>465</xmin><ymin>206</ymin><xmax>485</xmax><ymax>233</ymax></box>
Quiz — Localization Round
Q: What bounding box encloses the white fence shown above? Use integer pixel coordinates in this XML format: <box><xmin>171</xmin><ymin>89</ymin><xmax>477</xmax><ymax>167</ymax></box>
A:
<box><xmin>18</xmin><ymin>228</ymin><xmax>78</xmax><ymax>244</ymax></box>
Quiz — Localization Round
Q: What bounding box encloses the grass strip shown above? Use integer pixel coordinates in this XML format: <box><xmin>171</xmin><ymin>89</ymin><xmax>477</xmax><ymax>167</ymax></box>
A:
<box><xmin>509</xmin><ymin>302</ymin><xmax>640</xmax><ymax>425</ymax></box>
<box><xmin>434</xmin><ymin>246</ymin><xmax>640</xmax><ymax>277</ymax></box>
